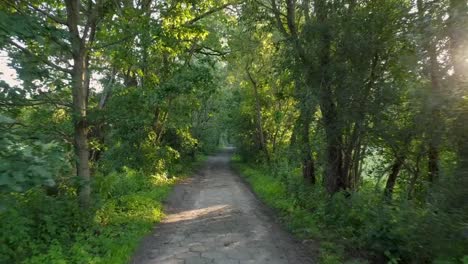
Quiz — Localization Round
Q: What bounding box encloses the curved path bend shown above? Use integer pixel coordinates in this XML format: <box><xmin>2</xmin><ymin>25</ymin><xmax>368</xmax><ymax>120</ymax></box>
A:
<box><xmin>131</xmin><ymin>149</ymin><xmax>316</xmax><ymax>264</ymax></box>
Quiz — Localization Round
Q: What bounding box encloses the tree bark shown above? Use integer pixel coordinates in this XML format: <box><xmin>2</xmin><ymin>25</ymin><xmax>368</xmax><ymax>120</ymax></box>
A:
<box><xmin>427</xmin><ymin>45</ymin><xmax>442</xmax><ymax>183</ymax></box>
<box><xmin>342</xmin><ymin>125</ymin><xmax>358</xmax><ymax>189</ymax></box>
<box><xmin>66</xmin><ymin>0</ymin><xmax>91</xmax><ymax>207</ymax></box>
<box><xmin>271</xmin><ymin>0</ymin><xmax>315</xmax><ymax>182</ymax></box>
<box><xmin>352</xmin><ymin>143</ymin><xmax>365</xmax><ymax>190</ymax></box>
<box><xmin>407</xmin><ymin>151</ymin><xmax>422</xmax><ymax>200</ymax></box>
<box><xmin>296</xmin><ymin>107</ymin><xmax>315</xmax><ymax>184</ymax></box>
<box><xmin>344</xmin><ymin>54</ymin><xmax>379</xmax><ymax>189</ymax></box>
<box><xmin>302</xmin><ymin>152</ymin><xmax>315</xmax><ymax>184</ymax></box>
<box><xmin>448</xmin><ymin>0</ymin><xmax>468</xmax><ymax>88</ymax></box>
<box><xmin>384</xmin><ymin>156</ymin><xmax>405</xmax><ymax>199</ymax></box>
<box><xmin>323</xmin><ymin>118</ymin><xmax>345</xmax><ymax>193</ymax></box>
<box><xmin>246</xmin><ymin>66</ymin><xmax>269</xmax><ymax>162</ymax></box>
<box><xmin>447</xmin><ymin>0</ymin><xmax>468</xmax><ymax>210</ymax></box>
<box><xmin>417</xmin><ymin>0</ymin><xmax>442</xmax><ymax>184</ymax></box>
<box><xmin>427</xmin><ymin>143</ymin><xmax>439</xmax><ymax>183</ymax></box>
<box><xmin>89</xmin><ymin>70</ymin><xmax>115</xmax><ymax>163</ymax></box>
<box><xmin>315</xmin><ymin>0</ymin><xmax>346</xmax><ymax>194</ymax></box>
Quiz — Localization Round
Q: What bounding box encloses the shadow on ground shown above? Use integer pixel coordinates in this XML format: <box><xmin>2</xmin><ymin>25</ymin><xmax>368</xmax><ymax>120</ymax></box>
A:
<box><xmin>131</xmin><ymin>149</ymin><xmax>316</xmax><ymax>264</ymax></box>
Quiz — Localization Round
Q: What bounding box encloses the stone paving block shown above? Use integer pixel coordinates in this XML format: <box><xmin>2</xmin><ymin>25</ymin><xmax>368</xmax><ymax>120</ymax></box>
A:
<box><xmin>175</xmin><ymin>251</ymin><xmax>199</xmax><ymax>259</ymax></box>
<box><xmin>130</xmin><ymin>152</ymin><xmax>316</xmax><ymax>264</ymax></box>
<box><xmin>190</xmin><ymin>244</ymin><xmax>208</xmax><ymax>252</ymax></box>
<box><xmin>184</xmin><ymin>256</ymin><xmax>211</xmax><ymax>264</ymax></box>
<box><xmin>225</xmin><ymin>249</ymin><xmax>252</xmax><ymax>261</ymax></box>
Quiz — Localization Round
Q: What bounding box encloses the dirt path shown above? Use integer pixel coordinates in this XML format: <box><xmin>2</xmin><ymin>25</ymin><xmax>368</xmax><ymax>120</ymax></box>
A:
<box><xmin>131</xmin><ymin>148</ymin><xmax>315</xmax><ymax>264</ymax></box>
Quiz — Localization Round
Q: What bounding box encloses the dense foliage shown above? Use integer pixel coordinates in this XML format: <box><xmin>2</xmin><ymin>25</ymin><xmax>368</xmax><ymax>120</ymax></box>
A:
<box><xmin>0</xmin><ymin>0</ymin><xmax>228</xmax><ymax>262</ymax></box>
<box><xmin>0</xmin><ymin>0</ymin><xmax>467</xmax><ymax>263</ymax></box>
<box><xmin>226</xmin><ymin>0</ymin><xmax>468</xmax><ymax>262</ymax></box>
<box><xmin>1</xmin><ymin>169</ymin><xmax>178</xmax><ymax>263</ymax></box>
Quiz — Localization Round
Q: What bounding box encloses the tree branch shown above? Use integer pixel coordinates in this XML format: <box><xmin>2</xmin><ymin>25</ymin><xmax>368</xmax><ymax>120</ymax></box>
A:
<box><xmin>26</xmin><ymin>2</ymin><xmax>68</xmax><ymax>25</ymax></box>
<box><xmin>194</xmin><ymin>46</ymin><xmax>231</xmax><ymax>57</ymax></box>
<box><xmin>93</xmin><ymin>33</ymin><xmax>137</xmax><ymax>50</ymax></box>
<box><xmin>6</xmin><ymin>39</ymin><xmax>73</xmax><ymax>74</ymax></box>
<box><xmin>270</xmin><ymin>0</ymin><xmax>290</xmax><ymax>38</ymax></box>
<box><xmin>83</xmin><ymin>0</ymin><xmax>104</xmax><ymax>42</ymax></box>
<box><xmin>186</xmin><ymin>2</ymin><xmax>237</xmax><ymax>25</ymax></box>
<box><xmin>286</xmin><ymin>0</ymin><xmax>297</xmax><ymax>37</ymax></box>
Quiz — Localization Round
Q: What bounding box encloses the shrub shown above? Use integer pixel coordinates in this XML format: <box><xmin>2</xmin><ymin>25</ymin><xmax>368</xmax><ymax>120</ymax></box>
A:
<box><xmin>0</xmin><ymin>168</ymin><xmax>178</xmax><ymax>264</ymax></box>
<box><xmin>233</xmin><ymin>158</ymin><xmax>468</xmax><ymax>263</ymax></box>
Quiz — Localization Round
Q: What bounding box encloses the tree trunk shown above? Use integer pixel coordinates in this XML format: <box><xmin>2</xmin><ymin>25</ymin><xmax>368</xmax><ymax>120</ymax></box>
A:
<box><xmin>324</xmin><ymin>125</ymin><xmax>345</xmax><ymax>193</ymax></box>
<box><xmin>314</xmin><ymin>0</ymin><xmax>346</xmax><ymax>194</ymax></box>
<box><xmin>321</xmin><ymin>88</ymin><xmax>345</xmax><ymax>193</ymax></box>
<box><xmin>302</xmin><ymin>154</ymin><xmax>315</xmax><ymax>184</ymax></box>
<box><xmin>246</xmin><ymin>66</ymin><xmax>269</xmax><ymax>162</ymax></box>
<box><xmin>352</xmin><ymin>143</ymin><xmax>365</xmax><ymax>190</ymax></box>
<box><xmin>384</xmin><ymin>156</ymin><xmax>405</xmax><ymax>199</ymax></box>
<box><xmin>447</xmin><ymin>0</ymin><xmax>468</xmax><ymax>210</ymax></box>
<box><xmin>427</xmin><ymin>45</ymin><xmax>442</xmax><ymax>183</ymax></box>
<box><xmin>320</xmin><ymin>72</ymin><xmax>346</xmax><ymax>193</ymax></box>
<box><xmin>448</xmin><ymin>0</ymin><xmax>468</xmax><ymax>88</ymax></box>
<box><xmin>342</xmin><ymin>125</ymin><xmax>359</xmax><ymax>189</ymax></box>
<box><xmin>427</xmin><ymin>143</ymin><xmax>439</xmax><ymax>183</ymax></box>
<box><xmin>297</xmin><ymin>108</ymin><xmax>315</xmax><ymax>184</ymax></box>
<box><xmin>66</xmin><ymin>0</ymin><xmax>91</xmax><ymax>207</ymax></box>
<box><xmin>417</xmin><ymin>0</ymin><xmax>442</xmax><ymax>184</ymax></box>
<box><xmin>89</xmin><ymin>71</ymin><xmax>115</xmax><ymax>164</ymax></box>
<box><xmin>407</xmin><ymin>152</ymin><xmax>422</xmax><ymax>200</ymax></box>
<box><xmin>72</xmin><ymin>51</ymin><xmax>91</xmax><ymax>207</ymax></box>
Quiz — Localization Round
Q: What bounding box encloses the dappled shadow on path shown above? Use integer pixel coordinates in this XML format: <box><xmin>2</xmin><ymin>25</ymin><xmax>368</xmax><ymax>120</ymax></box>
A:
<box><xmin>130</xmin><ymin>150</ymin><xmax>315</xmax><ymax>264</ymax></box>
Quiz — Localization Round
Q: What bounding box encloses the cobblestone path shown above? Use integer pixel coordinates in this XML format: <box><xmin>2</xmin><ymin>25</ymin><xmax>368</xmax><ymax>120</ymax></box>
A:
<box><xmin>131</xmin><ymin>149</ymin><xmax>315</xmax><ymax>264</ymax></box>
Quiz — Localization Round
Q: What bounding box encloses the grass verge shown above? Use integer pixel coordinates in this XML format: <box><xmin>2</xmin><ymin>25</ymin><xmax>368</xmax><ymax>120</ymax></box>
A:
<box><xmin>231</xmin><ymin>155</ymin><xmax>363</xmax><ymax>264</ymax></box>
<box><xmin>0</xmin><ymin>155</ymin><xmax>206</xmax><ymax>264</ymax></box>
<box><xmin>232</xmin><ymin>155</ymin><xmax>468</xmax><ymax>264</ymax></box>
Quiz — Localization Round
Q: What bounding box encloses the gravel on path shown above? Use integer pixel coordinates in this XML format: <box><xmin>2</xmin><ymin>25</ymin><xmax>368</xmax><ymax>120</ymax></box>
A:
<box><xmin>130</xmin><ymin>148</ymin><xmax>316</xmax><ymax>264</ymax></box>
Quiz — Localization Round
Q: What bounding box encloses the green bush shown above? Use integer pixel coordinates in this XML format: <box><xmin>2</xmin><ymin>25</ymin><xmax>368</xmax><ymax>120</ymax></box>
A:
<box><xmin>233</xmin><ymin>157</ymin><xmax>468</xmax><ymax>263</ymax></box>
<box><xmin>0</xmin><ymin>133</ymin><xmax>69</xmax><ymax>192</ymax></box>
<box><xmin>0</xmin><ymin>169</ymin><xmax>178</xmax><ymax>264</ymax></box>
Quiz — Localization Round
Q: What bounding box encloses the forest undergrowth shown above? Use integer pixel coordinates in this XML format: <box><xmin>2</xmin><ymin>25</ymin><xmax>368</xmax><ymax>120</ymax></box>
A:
<box><xmin>233</xmin><ymin>155</ymin><xmax>468</xmax><ymax>264</ymax></box>
<box><xmin>0</xmin><ymin>156</ymin><xmax>206</xmax><ymax>264</ymax></box>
